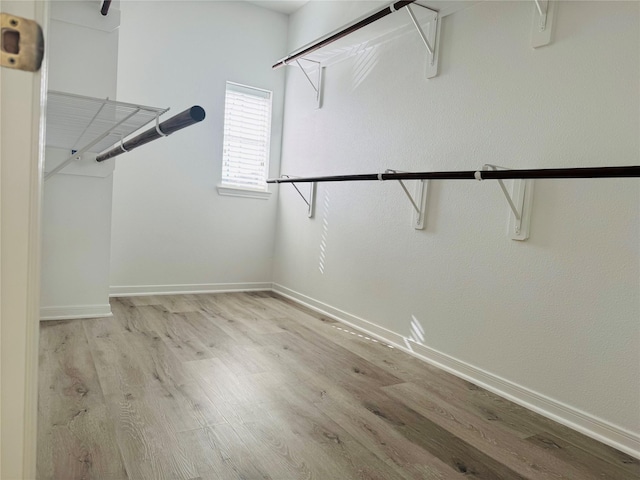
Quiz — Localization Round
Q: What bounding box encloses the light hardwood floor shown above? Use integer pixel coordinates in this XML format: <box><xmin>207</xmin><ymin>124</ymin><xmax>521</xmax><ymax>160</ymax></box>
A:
<box><xmin>37</xmin><ymin>292</ymin><xmax>639</xmax><ymax>479</ymax></box>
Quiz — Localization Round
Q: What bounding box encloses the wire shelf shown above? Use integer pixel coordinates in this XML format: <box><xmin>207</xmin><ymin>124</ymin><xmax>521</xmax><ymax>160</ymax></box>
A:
<box><xmin>46</xmin><ymin>91</ymin><xmax>169</xmax><ymax>154</ymax></box>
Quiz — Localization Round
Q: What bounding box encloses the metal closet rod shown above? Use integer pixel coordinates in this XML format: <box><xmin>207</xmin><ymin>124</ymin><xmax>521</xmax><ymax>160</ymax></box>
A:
<box><xmin>272</xmin><ymin>0</ymin><xmax>417</xmax><ymax>69</ymax></box>
<box><xmin>267</xmin><ymin>166</ymin><xmax>640</xmax><ymax>184</ymax></box>
<box><xmin>96</xmin><ymin>106</ymin><xmax>206</xmax><ymax>162</ymax></box>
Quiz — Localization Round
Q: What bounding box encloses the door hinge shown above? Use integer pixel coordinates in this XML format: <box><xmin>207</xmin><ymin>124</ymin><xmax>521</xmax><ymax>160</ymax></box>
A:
<box><xmin>1</xmin><ymin>12</ymin><xmax>44</xmax><ymax>72</ymax></box>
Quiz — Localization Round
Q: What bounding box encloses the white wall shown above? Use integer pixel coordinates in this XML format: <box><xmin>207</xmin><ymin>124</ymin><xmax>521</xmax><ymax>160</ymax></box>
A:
<box><xmin>274</xmin><ymin>1</ymin><xmax>640</xmax><ymax>455</ymax></box>
<box><xmin>40</xmin><ymin>1</ymin><xmax>120</xmax><ymax>319</ymax></box>
<box><xmin>110</xmin><ymin>1</ymin><xmax>287</xmax><ymax>295</ymax></box>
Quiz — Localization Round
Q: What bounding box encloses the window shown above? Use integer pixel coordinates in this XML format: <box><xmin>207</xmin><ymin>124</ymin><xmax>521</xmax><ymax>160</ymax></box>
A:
<box><xmin>218</xmin><ymin>82</ymin><xmax>272</xmax><ymax>198</ymax></box>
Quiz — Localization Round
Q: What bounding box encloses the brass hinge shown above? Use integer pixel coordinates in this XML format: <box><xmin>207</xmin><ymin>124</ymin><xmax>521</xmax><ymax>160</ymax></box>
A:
<box><xmin>1</xmin><ymin>12</ymin><xmax>44</xmax><ymax>72</ymax></box>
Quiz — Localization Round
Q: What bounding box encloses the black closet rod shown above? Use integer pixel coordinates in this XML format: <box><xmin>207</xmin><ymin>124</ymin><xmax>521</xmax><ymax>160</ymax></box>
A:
<box><xmin>100</xmin><ymin>0</ymin><xmax>112</xmax><ymax>16</ymax></box>
<box><xmin>272</xmin><ymin>0</ymin><xmax>417</xmax><ymax>69</ymax></box>
<box><xmin>96</xmin><ymin>106</ymin><xmax>206</xmax><ymax>162</ymax></box>
<box><xmin>267</xmin><ymin>166</ymin><xmax>640</xmax><ymax>184</ymax></box>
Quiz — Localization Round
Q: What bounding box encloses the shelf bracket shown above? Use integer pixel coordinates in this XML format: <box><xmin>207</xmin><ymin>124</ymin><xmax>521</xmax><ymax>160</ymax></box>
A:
<box><xmin>534</xmin><ymin>0</ymin><xmax>547</xmax><ymax>30</ymax></box>
<box><xmin>386</xmin><ymin>169</ymin><xmax>428</xmax><ymax>229</ymax></box>
<box><xmin>531</xmin><ymin>0</ymin><xmax>557</xmax><ymax>48</ymax></box>
<box><xmin>281</xmin><ymin>175</ymin><xmax>317</xmax><ymax>218</ymax></box>
<box><xmin>295</xmin><ymin>59</ymin><xmax>323</xmax><ymax>109</ymax></box>
<box><xmin>482</xmin><ymin>165</ymin><xmax>534</xmax><ymax>241</ymax></box>
<box><xmin>407</xmin><ymin>4</ymin><xmax>440</xmax><ymax>78</ymax></box>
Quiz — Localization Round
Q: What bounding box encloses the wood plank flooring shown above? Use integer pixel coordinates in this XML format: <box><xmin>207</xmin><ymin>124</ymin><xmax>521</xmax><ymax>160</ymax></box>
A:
<box><xmin>37</xmin><ymin>292</ymin><xmax>640</xmax><ymax>479</ymax></box>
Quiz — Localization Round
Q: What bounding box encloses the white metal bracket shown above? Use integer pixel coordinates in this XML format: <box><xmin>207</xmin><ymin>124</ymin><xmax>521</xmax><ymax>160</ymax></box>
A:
<box><xmin>531</xmin><ymin>0</ymin><xmax>557</xmax><ymax>48</ymax></box>
<box><xmin>386</xmin><ymin>169</ymin><xmax>429</xmax><ymax>229</ymax></box>
<box><xmin>280</xmin><ymin>175</ymin><xmax>317</xmax><ymax>218</ymax></box>
<box><xmin>483</xmin><ymin>165</ymin><xmax>534</xmax><ymax>241</ymax></box>
<box><xmin>408</xmin><ymin>4</ymin><xmax>441</xmax><ymax>79</ymax></box>
<box><xmin>295</xmin><ymin>59</ymin><xmax>324</xmax><ymax>109</ymax></box>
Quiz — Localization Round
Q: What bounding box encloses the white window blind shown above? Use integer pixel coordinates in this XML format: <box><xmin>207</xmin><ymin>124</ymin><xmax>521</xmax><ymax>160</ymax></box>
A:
<box><xmin>221</xmin><ymin>82</ymin><xmax>272</xmax><ymax>191</ymax></box>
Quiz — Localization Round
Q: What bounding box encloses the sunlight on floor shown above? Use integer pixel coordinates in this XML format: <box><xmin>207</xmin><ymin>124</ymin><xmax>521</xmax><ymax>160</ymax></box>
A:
<box><xmin>331</xmin><ymin>324</ymin><xmax>394</xmax><ymax>348</ymax></box>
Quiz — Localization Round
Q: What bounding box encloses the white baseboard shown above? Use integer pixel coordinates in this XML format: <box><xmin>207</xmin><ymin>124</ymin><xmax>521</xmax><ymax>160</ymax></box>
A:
<box><xmin>110</xmin><ymin>282</ymin><xmax>273</xmax><ymax>297</ymax></box>
<box><xmin>272</xmin><ymin>283</ymin><xmax>640</xmax><ymax>459</ymax></box>
<box><xmin>40</xmin><ymin>304</ymin><xmax>112</xmax><ymax>321</ymax></box>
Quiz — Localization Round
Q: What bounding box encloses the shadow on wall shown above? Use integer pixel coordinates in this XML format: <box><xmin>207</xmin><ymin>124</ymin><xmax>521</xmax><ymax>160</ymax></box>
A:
<box><xmin>352</xmin><ymin>45</ymin><xmax>380</xmax><ymax>90</ymax></box>
<box><xmin>318</xmin><ymin>188</ymin><xmax>331</xmax><ymax>274</ymax></box>
<box><xmin>347</xmin><ymin>7</ymin><xmax>436</xmax><ymax>91</ymax></box>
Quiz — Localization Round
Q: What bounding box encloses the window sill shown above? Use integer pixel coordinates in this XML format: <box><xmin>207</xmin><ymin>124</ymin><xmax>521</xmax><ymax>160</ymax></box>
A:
<box><xmin>216</xmin><ymin>185</ymin><xmax>272</xmax><ymax>200</ymax></box>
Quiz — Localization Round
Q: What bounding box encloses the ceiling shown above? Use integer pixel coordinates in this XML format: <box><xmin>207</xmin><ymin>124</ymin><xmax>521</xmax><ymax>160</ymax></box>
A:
<box><xmin>245</xmin><ymin>0</ymin><xmax>309</xmax><ymax>15</ymax></box>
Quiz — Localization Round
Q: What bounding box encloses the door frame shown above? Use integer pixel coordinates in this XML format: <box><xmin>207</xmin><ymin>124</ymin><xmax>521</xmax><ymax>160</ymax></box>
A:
<box><xmin>0</xmin><ymin>0</ymin><xmax>48</xmax><ymax>477</ymax></box>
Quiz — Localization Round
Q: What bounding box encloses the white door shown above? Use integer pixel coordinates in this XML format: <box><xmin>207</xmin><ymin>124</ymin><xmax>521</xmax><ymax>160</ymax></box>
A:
<box><xmin>0</xmin><ymin>0</ymin><xmax>47</xmax><ymax>478</ymax></box>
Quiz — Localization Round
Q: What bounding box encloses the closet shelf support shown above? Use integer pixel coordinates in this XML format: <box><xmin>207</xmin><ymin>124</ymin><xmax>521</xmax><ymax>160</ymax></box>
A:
<box><xmin>386</xmin><ymin>169</ymin><xmax>429</xmax><ymax>229</ymax></box>
<box><xmin>483</xmin><ymin>165</ymin><xmax>521</xmax><ymax>220</ymax></box>
<box><xmin>482</xmin><ymin>165</ymin><xmax>533</xmax><ymax>240</ymax></box>
<box><xmin>295</xmin><ymin>59</ymin><xmax>323</xmax><ymax>109</ymax></box>
<box><xmin>406</xmin><ymin>5</ymin><xmax>438</xmax><ymax>67</ymax></box>
<box><xmin>534</xmin><ymin>0</ymin><xmax>547</xmax><ymax>30</ymax></box>
<box><xmin>531</xmin><ymin>0</ymin><xmax>557</xmax><ymax>48</ymax></box>
<box><xmin>280</xmin><ymin>176</ymin><xmax>317</xmax><ymax>218</ymax></box>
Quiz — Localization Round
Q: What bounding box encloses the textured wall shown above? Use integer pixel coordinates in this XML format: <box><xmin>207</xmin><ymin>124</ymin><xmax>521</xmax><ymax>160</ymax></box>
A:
<box><xmin>274</xmin><ymin>0</ymin><xmax>639</xmax><ymax>448</ymax></box>
<box><xmin>110</xmin><ymin>1</ymin><xmax>287</xmax><ymax>292</ymax></box>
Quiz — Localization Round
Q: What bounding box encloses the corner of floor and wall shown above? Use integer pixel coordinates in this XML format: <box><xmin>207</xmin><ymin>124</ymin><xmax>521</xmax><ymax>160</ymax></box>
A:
<box><xmin>39</xmin><ymin>0</ymin><xmax>639</xmax><ymax>460</ymax></box>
